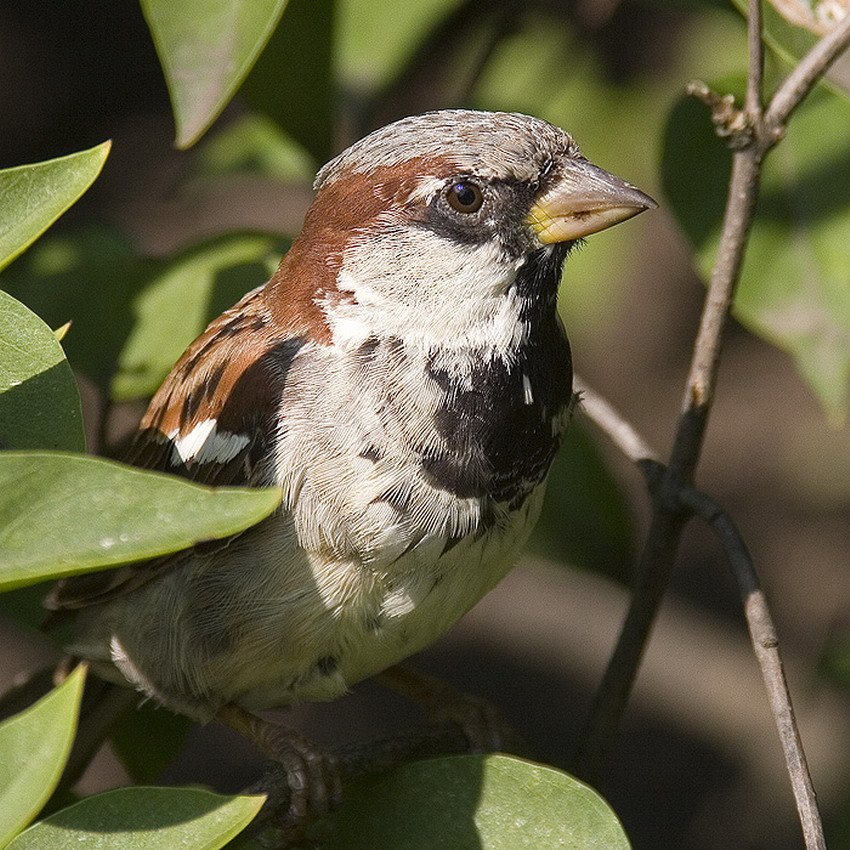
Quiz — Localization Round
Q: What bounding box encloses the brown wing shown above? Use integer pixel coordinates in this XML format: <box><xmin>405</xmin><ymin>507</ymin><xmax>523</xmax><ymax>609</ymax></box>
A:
<box><xmin>45</xmin><ymin>286</ymin><xmax>307</xmax><ymax>614</ymax></box>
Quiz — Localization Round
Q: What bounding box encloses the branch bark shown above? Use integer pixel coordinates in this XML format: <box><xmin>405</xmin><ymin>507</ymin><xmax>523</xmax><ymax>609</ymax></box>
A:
<box><xmin>576</xmin><ymin>384</ymin><xmax>825</xmax><ymax>850</ymax></box>
<box><xmin>575</xmin><ymin>5</ymin><xmax>850</xmax><ymax>846</ymax></box>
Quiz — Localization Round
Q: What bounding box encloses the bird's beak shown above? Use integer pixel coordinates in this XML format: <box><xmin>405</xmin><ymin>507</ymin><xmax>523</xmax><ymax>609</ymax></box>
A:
<box><xmin>526</xmin><ymin>159</ymin><xmax>657</xmax><ymax>244</ymax></box>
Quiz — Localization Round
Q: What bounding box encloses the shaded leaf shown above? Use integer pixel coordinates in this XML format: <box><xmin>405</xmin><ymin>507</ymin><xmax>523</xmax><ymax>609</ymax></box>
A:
<box><xmin>113</xmin><ymin>233</ymin><xmax>285</xmax><ymax>400</ymax></box>
<box><xmin>0</xmin><ymin>291</ymin><xmax>85</xmax><ymax>452</ymax></box>
<box><xmin>530</xmin><ymin>420</ymin><xmax>634</xmax><ymax>584</ymax></box>
<box><xmin>663</xmin><ymin>82</ymin><xmax>850</xmax><ymax>421</ymax></box>
<box><xmin>0</xmin><ymin>227</ymin><xmax>145</xmax><ymax>393</ymax></box>
<box><xmin>0</xmin><ymin>666</ymin><xmax>86</xmax><ymax>846</ymax></box>
<box><xmin>140</xmin><ymin>0</ymin><xmax>289</xmax><ymax>148</ymax></box>
<box><xmin>325</xmin><ymin>754</ymin><xmax>629</xmax><ymax>849</ymax></box>
<box><xmin>241</xmin><ymin>0</ymin><xmax>335</xmax><ymax>163</ymax></box>
<box><xmin>336</xmin><ymin>0</ymin><xmax>462</xmax><ymax>91</ymax></box>
<box><xmin>0</xmin><ymin>452</ymin><xmax>280</xmax><ymax>591</ymax></box>
<box><xmin>7</xmin><ymin>786</ymin><xmax>264</xmax><ymax>850</ymax></box>
<box><xmin>194</xmin><ymin>114</ymin><xmax>315</xmax><ymax>182</ymax></box>
<box><xmin>110</xmin><ymin>704</ymin><xmax>192</xmax><ymax>784</ymax></box>
<box><xmin>0</xmin><ymin>142</ymin><xmax>110</xmax><ymax>271</ymax></box>
<box><xmin>1</xmin><ymin>228</ymin><xmax>285</xmax><ymax>401</ymax></box>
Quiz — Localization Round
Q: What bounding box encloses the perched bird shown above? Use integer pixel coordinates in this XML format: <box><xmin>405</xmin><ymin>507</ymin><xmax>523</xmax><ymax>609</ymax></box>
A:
<box><xmin>46</xmin><ymin>109</ymin><xmax>653</xmax><ymax>821</ymax></box>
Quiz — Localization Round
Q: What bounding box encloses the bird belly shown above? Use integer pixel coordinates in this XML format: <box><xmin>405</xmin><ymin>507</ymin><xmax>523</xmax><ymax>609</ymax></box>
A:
<box><xmin>232</xmin><ymin>482</ymin><xmax>546</xmax><ymax>709</ymax></box>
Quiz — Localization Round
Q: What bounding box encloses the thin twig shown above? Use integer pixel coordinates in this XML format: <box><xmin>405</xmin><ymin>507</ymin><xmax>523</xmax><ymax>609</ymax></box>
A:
<box><xmin>576</xmin><ymin>0</ymin><xmax>850</xmax><ymax>795</ymax></box>
<box><xmin>746</xmin><ymin>0</ymin><xmax>764</xmax><ymax>115</ymax></box>
<box><xmin>577</xmin><ymin>383</ymin><xmax>825</xmax><ymax>849</ymax></box>
<box><xmin>573</xmin><ymin>376</ymin><xmax>659</xmax><ymax>466</ymax></box>
<box><xmin>676</xmin><ymin>488</ymin><xmax>825</xmax><ymax>850</ymax></box>
<box><xmin>765</xmin><ymin>11</ymin><xmax>850</xmax><ymax>132</ymax></box>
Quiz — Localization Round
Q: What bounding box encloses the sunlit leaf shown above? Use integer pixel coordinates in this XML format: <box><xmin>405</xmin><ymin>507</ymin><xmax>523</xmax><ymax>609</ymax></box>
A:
<box><xmin>325</xmin><ymin>754</ymin><xmax>630</xmax><ymax>849</ymax></box>
<box><xmin>7</xmin><ymin>786</ymin><xmax>264</xmax><ymax>850</ymax></box>
<box><xmin>0</xmin><ymin>452</ymin><xmax>280</xmax><ymax>591</ymax></box>
<box><xmin>663</xmin><ymin>82</ymin><xmax>850</xmax><ymax>421</ymax></box>
<box><xmin>0</xmin><ymin>291</ymin><xmax>85</xmax><ymax>452</ymax></box>
<box><xmin>139</xmin><ymin>0</ymin><xmax>289</xmax><ymax>148</ymax></box>
<box><xmin>0</xmin><ymin>142</ymin><xmax>110</xmax><ymax>271</ymax></box>
<box><xmin>0</xmin><ymin>666</ymin><xmax>86</xmax><ymax>847</ymax></box>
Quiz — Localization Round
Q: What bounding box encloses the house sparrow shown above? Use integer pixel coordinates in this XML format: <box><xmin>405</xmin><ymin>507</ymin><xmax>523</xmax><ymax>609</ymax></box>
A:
<box><xmin>46</xmin><ymin>109</ymin><xmax>654</xmax><ymax>822</ymax></box>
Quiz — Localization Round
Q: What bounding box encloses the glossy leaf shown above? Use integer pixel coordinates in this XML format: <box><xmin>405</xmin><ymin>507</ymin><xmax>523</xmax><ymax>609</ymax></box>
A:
<box><xmin>0</xmin><ymin>291</ymin><xmax>85</xmax><ymax>452</ymax></box>
<box><xmin>0</xmin><ymin>666</ymin><xmax>86</xmax><ymax>847</ymax></box>
<box><xmin>140</xmin><ymin>0</ymin><xmax>289</xmax><ymax>148</ymax></box>
<box><xmin>112</xmin><ymin>233</ymin><xmax>285</xmax><ymax>400</ymax></box>
<box><xmin>7</xmin><ymin>786</ymin><xmax>264</xmax><ymax>850</ymax></box>
<box><xmin>0</xmin><ymin>142</ymin><xmax>110</xmax><ymax>271</ymax></box>
<box><xmin>0</xmin><ymin>452</ymin><xmax>280</xmax><ymax>591</ymax></box>
<box><xmin>663</xmin><ymin>83</ymin><xmax>850</xmax><ymax>421</ymax></box>
<box><xmin>325</xmin><ymin>754</ymin><xmax>630</xmax><ymax>849</ymax></box>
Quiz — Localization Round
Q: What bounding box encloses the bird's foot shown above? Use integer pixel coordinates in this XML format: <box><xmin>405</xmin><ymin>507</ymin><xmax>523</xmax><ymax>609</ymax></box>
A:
<box><xmin>217</xmin><ymin>704</ymin><xmax>341</xmax><ymax>847</ymax></box>
<box><xmin>376</xmin><ymin>665</ymin><xmax>518</xmax><ymax>753</ymax></box>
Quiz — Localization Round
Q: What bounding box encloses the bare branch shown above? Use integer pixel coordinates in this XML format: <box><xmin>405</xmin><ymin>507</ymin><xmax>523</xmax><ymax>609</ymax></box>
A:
<box><xmin>576</xmin><ymin>0</ymin><xmax>848</xmax><ymax>785</ymax></box>
<box><xmin>573</xmin><ymin>376</ymin><xmax>659</xmax><ymax>466</ymax></box>
<box><xmin>746</xmin><ymin>0</ymin><xmax>764</xmax><ymax>115</ymax></box>
<box><xmin>677</xmin><ymin>488</ymin><xmax>826</xmax><ymax>850</ymax></box>
<box><xmin>576</xmin><ymin>382</ymin><xmax>825</xmax><ymax>849</ymax></box>
<box><xmin>765</xmin><ymin>12</ymin><xmax>850</xmax><ymax>134</ymax></box>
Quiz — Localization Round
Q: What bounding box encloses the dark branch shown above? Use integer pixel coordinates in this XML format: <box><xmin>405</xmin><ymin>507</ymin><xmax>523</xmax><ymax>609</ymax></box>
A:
<box><xmin>577</xmin><ymin>382</ymin><xmax>826</xmax><ymax>849</ymax></box>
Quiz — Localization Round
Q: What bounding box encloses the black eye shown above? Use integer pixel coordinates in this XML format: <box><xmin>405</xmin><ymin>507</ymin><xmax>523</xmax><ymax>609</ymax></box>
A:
<box><xmin>446</xmin><ymin>180</ymin><xmax>483</xmax><ymax>213</ymax></box>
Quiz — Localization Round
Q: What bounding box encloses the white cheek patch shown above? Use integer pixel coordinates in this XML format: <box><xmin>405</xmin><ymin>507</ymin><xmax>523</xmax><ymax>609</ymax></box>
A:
<box><xmin>169</xmin><ymin>419</ymin><xmax>250</xmax><ymax>466</ymax></box>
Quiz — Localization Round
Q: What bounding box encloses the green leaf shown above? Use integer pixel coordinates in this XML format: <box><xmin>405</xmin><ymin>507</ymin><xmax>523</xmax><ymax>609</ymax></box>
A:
<box><xmin>325</xmin><ymin>754</ymin><xmax>630</xmax><ymax>849</ymax></box>
<box><xmin>140</xmin><ymin>0</ymin><xmax>289</xmax><ymax>148</ymax></box>
<box><xmin>109</xmin><ymin>704</ymin><xmax>192</xmax><ymax>784</ymax></box>
<box><xmin>0</xmin><ymin>142</ymin><xmax>110</xmax><ymax>271</ymax></box>
<box><xmin>530</xmin><ymin>421</ymin><xmax>634</xmax><ymax>583</ymax></box>
<box><xmin>663</xmin><ymin>82</ymin><xmax>850</xmax><ymax>422</ymax></box>
<box><xmin>113</xmin><ymin>233</ymin><xmax>285</xmax><ymax>400</ymax></box>
<box><xmin>7</xmin><ymin>786</ymin><xmax>264</xmax><ymax>850</ymax></box>
<box><xmin>194</xmin><ymin>114</ymin><xmax>315</xmax><ymax>182</ymax></box>
<box><xmin>0</xmin><ymin>291</ymin><xmax>85</xmax><ymax>452</ymax></box>
<box><xmin>241</xmin><ymin>0</ymin><xmax>335</xmax><ymax>163</ymax></box>
<box><xmin>0</xmin><ymin>452</ymin><xmax>280</xmax><ymax>591</ymax></box>
<box><xmin>0</xmin><ymin>666</ymin><xmax>86</xmax><ymax>846</ymax></box>
<box><xmin>337</xmin><ymin>0</ymin><xmax>462</xmax><ymax>90</ymax></box>
<box><xmin>1</xmin><ymin>228</ymin><xmax>286</xmax><ymax>400</ymax></box>
<box><xmin>0</xmin><ymin>227</ymin><xmax>146</xmax><ymax>394</ymax></box>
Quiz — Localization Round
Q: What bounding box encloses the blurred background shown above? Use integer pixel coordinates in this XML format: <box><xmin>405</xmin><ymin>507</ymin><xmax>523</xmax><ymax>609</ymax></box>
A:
<box><xmin>1</xmin><ymin>0</ymin><xmax>849</xmax><ymax>847</ymax></box>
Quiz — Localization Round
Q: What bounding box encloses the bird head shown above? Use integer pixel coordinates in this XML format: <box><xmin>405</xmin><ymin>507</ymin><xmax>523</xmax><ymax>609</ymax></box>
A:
<box><xmin>270</xmin><ymin>109</ymin><xmax>656</xmax><ymax>351</ymax></box>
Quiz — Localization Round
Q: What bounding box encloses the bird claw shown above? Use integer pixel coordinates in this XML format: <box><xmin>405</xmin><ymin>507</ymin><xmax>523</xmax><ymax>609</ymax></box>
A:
<box><xmin>423</xmin><ymin>686</ymin><xmax>514</xmax><ymax>753</ymax></box>
<box><xmin>217</xmin><ymin>705</ymin><xmax>341</xmax><ymax>847</ymax></box>
<box><xmin>377</xmin><ymin>666</ymin><xmax>518</xmax><ymax>754</ymax></box>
